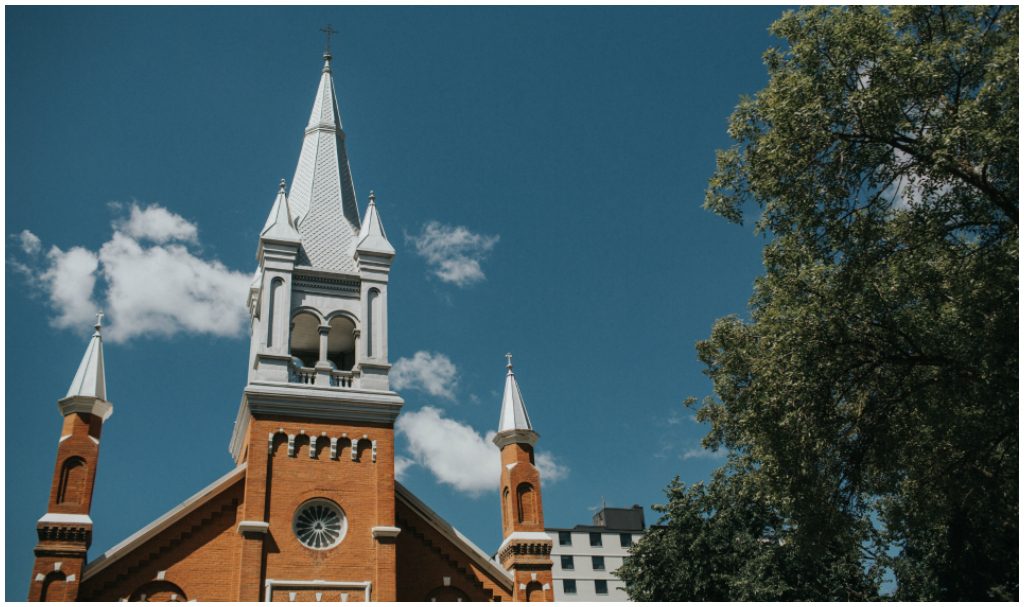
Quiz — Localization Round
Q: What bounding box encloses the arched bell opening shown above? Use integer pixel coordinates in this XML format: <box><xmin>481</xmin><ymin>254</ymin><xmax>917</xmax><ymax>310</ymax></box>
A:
<box><xmin>327</xmin><ymin>316</ymin><xmax>356</xmax><ymax>371</ymax></box>
<box><xmin>289</xmin><ymin>312</ymin><xmax>320</xmax><ymax>368</ymax></box>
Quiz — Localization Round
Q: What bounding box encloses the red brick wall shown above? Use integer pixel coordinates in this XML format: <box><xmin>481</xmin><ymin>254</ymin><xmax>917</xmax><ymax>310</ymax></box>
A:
<box><xmin>395</xmin><ymin>498</ymin><xmax>513</xmax><ymax>602</ymax></box>
<box><xmin>77</xmin><ymin>478</ymin><xmax>244</xmax><ymax>601</ymax></box>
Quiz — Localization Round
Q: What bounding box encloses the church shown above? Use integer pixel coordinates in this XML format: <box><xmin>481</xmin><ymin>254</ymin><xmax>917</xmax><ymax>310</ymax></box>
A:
<box><xmin>28</xmin><ymin>48</ymin><xmax>555</xmax><ymax>602</ymax></box>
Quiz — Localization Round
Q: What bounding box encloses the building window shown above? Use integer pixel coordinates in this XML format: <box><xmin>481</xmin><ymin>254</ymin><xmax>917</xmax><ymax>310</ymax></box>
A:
<box><xmin>558</xmin><ymin>531</ymin><xmax>572</xmax><ymax>546</ymax></box>
<box><xmin>562</xmin><ymin>580</ymin><xmax>577</xmax><ymax>595</ymax></box>
<box><xmin>293</xmin><ymin>499</ymin><xmax>347</xmax><ymax>549</ymax></box>
<box><xmin>589</xmin><ymin>532</ymin><xmax>603</xmax><ymax>547</ymax></box>
<box><xmin>561</xmin><ymin>555</ymin><xmax>574</xmax><ymax>570</ymax></box>
<box><xmin>620</xmin><ymin>532</ymin><xmax>633</xmax><ymax>547</ymax></box>
<box><xmin>592</xmin><ymin>556</ymin><xmax>605</xmax><ymax>570</ymax></box>
<box><xmin>595</xmin><ymin>580</ymin><xmax>608</xmax><ymax>595</ymax></box>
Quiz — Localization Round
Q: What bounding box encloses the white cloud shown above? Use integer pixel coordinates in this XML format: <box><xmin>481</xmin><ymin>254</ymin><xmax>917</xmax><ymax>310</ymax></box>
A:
<box><xmin>391</xmin><ymin>351</ymin><xmax>458</xmax><ymax>400</ymax></box>
<box><xmin>115</xmin><ymin>203</ymin><xmax>198</xmax><ymax>244</ymax></box>
<box><xmin>17</xmin><ymin>229</ymin><xmax>42</xmax><ymax>255</ymax></box>
<box><xmin>395</xmin><ymin>455</ymin><xmax>416</xmax><ymax>481</ymax></box>
<box><xmin>40</xmin><ymin>245</ymin><xmax>101</xmax><ymax>330</ymax></box>
<box><xmin>535</xmin><ymin>451</ymin><xmax>570</xmax><ymax>483</ymax></box>
<box><xmin>395</xmin><ymin>406</ymin><xmax>569</xmax><ymax>497</ymax></box>
<box><xmin>11</xmin><ymin>204</ymin><xmax>251</xmax><ymax>342</ymax></box>
<box><xmin>98</xmin><ymin>232</ymin><xmax>251</xmax><ymax>342</ymax></box>
<box><xmin>407</xmin><ymin>221</ymin><xmax>499</xmax><ymax>287</ymax></box>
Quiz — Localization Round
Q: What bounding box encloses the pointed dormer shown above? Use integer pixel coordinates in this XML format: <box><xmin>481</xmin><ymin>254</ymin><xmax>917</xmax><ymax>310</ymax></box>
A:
<box><xmin>288</xmin><ymin>51</ymin><xmax>362</xmax><ymax>274</ymax></box>
<box><xmin>59</xmin><ymin>314</ymin><xmax>113</xmax><ymax>420</ymax></box>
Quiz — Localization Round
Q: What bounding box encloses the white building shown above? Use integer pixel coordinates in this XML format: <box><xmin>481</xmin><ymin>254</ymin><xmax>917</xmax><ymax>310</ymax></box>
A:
<box><xmin>547</xmin><ymin>505</ymin><xmax>645</xmax><ymax>601</ymax></box>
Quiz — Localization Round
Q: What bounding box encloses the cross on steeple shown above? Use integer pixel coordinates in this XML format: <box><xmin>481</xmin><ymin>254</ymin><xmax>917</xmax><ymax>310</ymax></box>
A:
<box><xmin>95</xmin><ymin>311</ymin><xmax>104</xmax><ymax>331</ymax></box>
<box><xmin>320</xmin><ymin>24</ymin><xmax>338</xmax><ymax>56</ymax></box>
<box><xmin>505</xmin><ymin>352</ymin><xmax>513</xmax><ymax>371</ymax></box>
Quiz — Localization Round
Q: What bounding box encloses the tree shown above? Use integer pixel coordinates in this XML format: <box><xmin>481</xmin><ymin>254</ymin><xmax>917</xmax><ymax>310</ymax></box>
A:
<box><xmin>620</xmin><ymin>6</ymin><xmax>1017</xmax><ymax>601</ymax></box>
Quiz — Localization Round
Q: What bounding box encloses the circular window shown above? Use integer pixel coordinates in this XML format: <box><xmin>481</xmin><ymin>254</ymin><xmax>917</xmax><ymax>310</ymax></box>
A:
<box><xmin>293</xmin><ymin>499</ymin><xmax>347</xmax><ymax>550</ymax></box>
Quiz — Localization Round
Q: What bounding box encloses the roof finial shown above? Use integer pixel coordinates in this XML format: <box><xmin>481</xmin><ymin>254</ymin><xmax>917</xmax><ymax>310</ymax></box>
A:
<box><xmin>279</xmin><ymin>178</ymin><xmax>287</xmax><ymax>193</ymax></box>
<box><xmin>505</xmin><ymin>352</ymin><xmax>513</xmax><ymax>373</ymax></box>
<box><xmin>368</xmin><ymin>190</ymin><xmax>376</xmax><ymax>204</ymax></box>
<box><xmin>320</xmin><ymin>24</ymin><xmax>337</xmax><ymax>61</ymax></box>
<box><xmin>95</xmin><ymin>311</ymin><xmax>104</xmax><ymax>334</ymax></box>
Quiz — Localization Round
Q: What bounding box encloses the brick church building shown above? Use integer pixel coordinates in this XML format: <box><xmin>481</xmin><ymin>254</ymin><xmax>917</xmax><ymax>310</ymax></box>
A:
<box><xmin>28</xmin><ymin>49</ymin><xmax>555</xmax><ymax>602</ymax></box>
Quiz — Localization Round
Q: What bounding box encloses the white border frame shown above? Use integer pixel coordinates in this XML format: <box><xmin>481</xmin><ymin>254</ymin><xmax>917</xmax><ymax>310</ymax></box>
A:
<box><xmin>264</xmin><ymin>579</ymin><xmax>371</xmax><ymax>602</ymax></box>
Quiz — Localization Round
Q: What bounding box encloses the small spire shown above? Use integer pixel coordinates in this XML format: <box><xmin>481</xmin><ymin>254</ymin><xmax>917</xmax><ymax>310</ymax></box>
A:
<box><xmin>279</xmin><ymin>178</ymin><xmax>287</xmax><ymax>193</ymax></box>
<box><xmin>496</xmin><ymin>354</ymin><xmax>534</xmax><ymax>434</ymax></box>
<box><xmin>355</xmin><ymin>190</ymin><xmax>395</xmax><ymax>256</ymax></box>
<box><xmin>66</xmin><ymin>317</ymin><xmax>108</xmax><ymax>402</ymax></box>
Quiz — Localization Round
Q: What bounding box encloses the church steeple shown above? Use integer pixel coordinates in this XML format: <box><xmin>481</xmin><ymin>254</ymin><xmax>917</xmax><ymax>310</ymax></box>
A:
<box><xmin>30</xmin><ymin>316</ymin><xmax>113</xmax><ymax>601</ymax></box>
<box><xmin>493</xmin><ymin>356</ymin><xmax>554</xmax><ymax>602</ymax></box>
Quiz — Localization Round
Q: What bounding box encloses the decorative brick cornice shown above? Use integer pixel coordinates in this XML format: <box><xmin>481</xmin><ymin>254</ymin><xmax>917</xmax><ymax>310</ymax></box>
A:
<box><xmin>37</xmin><ymin>524</ymin><xmax>91</xmax><ymax>544</ymax></box>
<box><xmin>497</xmin><ymin>540</ymin><xmax>552</xmax><ymax>564</ymax></box>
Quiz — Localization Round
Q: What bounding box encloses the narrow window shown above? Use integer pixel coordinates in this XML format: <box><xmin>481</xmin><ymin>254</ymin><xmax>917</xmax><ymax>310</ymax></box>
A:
<box><xmin>57</xmin><ymin>457</ymin><xmax>87</xmax><ymax>505</ymax></box>
<box><xmin>558</xmin><ymin>531</ymin><xmax>572</xmax><ymax>546</ymax></box>
<box><xmin>589</xmin><ymin>532</ymin><xmax>603</xmax><ymax>547</ymax></box>
<box><xmin>619</xmin><ymin>532</ymin><xmax>633</xmax><ymax>547</ymax></box>
<box><xmin>267</xmin><ymin>278</ymin><xmax>283</xmax><ymax>347</ymax></box>
<box><xmin>595</xmin><ymin>580</ymin><xmax>608</xmax><ymax>595</ymax></box>
<box><xmin>562</xmin><ymin>580</ymin><xmax>576</xmax><ymax>595</ymax></box>
<box><xmin>592</xmin><ymin>556</ymin><xmax>605</xmax><ymax>570</ymax></box>
<box><xmin>517</xmin><ymin>483</ymin><xmax>537</xmax><ymax>524</ymax></box>
<box><xmin>367</xmin><ymin>288</ymin><xmax>379</xmax><ymax>357</ymax></box>
<box><xmin>560</xmin><ymin>555</ymin><xmax>574</xmax><ymax>570</ymax></box>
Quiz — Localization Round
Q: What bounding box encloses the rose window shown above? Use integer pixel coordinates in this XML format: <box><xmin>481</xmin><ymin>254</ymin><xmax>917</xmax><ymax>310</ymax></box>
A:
<box><xmin>293</xmin><ymin>499</ymin><xmax>346</xmax><ymax>550</ymax></box>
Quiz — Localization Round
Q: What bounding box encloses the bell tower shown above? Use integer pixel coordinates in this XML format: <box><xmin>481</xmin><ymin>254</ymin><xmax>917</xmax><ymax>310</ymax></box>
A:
<box><xmin>29</xmin><ymin>316</ymin><xmax>113</xmax><ymax>601</ymax></box>
<box><xmin>227</xmin><ymin>48</ymin><xmax>404</xmax><ymax>602</ymax></box>
<box><xmin>494</xmin><ymin>355</ymin><xmax>555</xmax><ymax>602</ymax></box>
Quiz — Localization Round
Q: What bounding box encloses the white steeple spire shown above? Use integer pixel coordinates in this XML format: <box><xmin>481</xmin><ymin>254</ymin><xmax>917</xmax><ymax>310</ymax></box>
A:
<box><xmin>60</xmin><ymin>314</ymin><xmax>113</xmax><ymax>420</ymax></box>
<box><xmin>66</xmin><ymin>314</ymin><xmax>107</xmax><ymax>401</ymax></box>
<box><xmin>497</xmin><ymin>354</ymin><xmax>535</xmax><ymax>433</ymax></box>
<box><xmin>260</xmin><ymin>179</ymin><xmax>300</xmax><ymax>243</ymax></box>
<box><xmin>356</xmin><ymin>191</ymin><xmax>395</xmax><ymax>256</ymax></box>
<box><xmin>288</xmin><ymin>51</ymin><xmax>362</xmax><ymax>274</ymax></box>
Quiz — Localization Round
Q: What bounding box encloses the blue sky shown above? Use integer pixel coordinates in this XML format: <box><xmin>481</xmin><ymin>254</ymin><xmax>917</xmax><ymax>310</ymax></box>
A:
<box><xmin>5</xmin><ymin>6</ymin><xmax>782</xmax><ymax>596</ymax></box>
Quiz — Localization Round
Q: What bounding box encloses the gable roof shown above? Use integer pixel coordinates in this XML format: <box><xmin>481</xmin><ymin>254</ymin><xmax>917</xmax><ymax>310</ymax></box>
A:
<box><xmin>395</xmin><ymin>482</ymin><xmax>512</xmax><ymax>590</ymax></box>
<box><xmin>81</xmin><ymin>464</ymin><xmax>247</xmax><ymax>581</ymax></box>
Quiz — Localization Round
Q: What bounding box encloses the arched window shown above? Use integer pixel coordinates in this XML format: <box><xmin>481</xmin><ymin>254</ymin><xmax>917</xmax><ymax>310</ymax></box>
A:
<box><xmin>129</xmin><ymin>580</ymin><xmax>187</xmax><ymax>602</ymax></box>
<box><xmin>516</xmin><ymin>483</ymin><xmax>537</xmax><ymax>525</ymax></box>
<box><xmin>57</xmin><ymin>457</ymin><xmax>87</xmax><ymax>505</ymax></box>
<box><xmin>40</xmin><ymin>571</ymin><xmax>67</xmax><ymax>601</ymax></box>
<box><xmin>327</xmin><ymin>315</ymin><xmax>356</xmax><ymax>371</ymax></box>
<box><xmin>266</xmin><ymin>278</ymin><xmax>284</xmax><ymax>348</ymax></box>
<box><xmin>289</xmin><ymin>312</ymin><xmax>320</xmax><ymax>367</ymax></box>
<box><xmin>524</xmin><ymin>581</ymin><xmax>544</xmax><ymax>602</ymax></box>
<box><xmin>367</xmin><ymin>289</ymin><xmax>379</xmax><ymax>358</ymax></box>
<box><xmin>503</xmin><ymin>487</ymin><xmax>511</xmax><ymax>529</ymax></box>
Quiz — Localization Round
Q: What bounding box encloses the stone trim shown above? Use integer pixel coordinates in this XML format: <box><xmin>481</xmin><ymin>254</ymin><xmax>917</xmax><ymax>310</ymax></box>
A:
<box><xmin>370</xmin><ymin>526</ymin><xmax>401</xmax><ymax>540</ymax></box>
<box><xmin>237</xmin><ymin>520</ymin><xmax>270</xmax><ymax>535</ymax></box>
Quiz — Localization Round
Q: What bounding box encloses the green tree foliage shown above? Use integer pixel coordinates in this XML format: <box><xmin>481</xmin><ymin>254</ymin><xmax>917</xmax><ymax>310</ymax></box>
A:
<box><xmin>619</xmin><ymin>6</ymin><xmax>1017</xmax><ymax>601</ymax></box>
